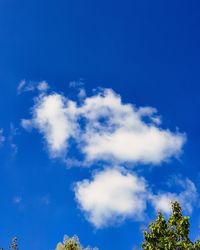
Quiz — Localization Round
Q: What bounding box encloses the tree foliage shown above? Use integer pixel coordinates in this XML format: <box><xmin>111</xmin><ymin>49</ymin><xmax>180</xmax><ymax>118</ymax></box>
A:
<box><xmin>0</xmin><ymin>237</ymin><xmax>18</xmax><ymax>250</ymax></box>
<box><xmin>56</xmin><ymin>235</ymin><xmax>97</xmax><ymax>250</ymax></box>
<box><xmin>1</xmin><ymin>202</ymin><xmax>200</xmax><ymax>250</ymax></box>
<box><xmin>10</xmin><ymin>237</ymin><xmax>18</xmax><ymax>250</ymax></box>
<box><xmin>142</xmin><ymin>201</ymin><xmax>200</xmax><ymax>250</ymax></box>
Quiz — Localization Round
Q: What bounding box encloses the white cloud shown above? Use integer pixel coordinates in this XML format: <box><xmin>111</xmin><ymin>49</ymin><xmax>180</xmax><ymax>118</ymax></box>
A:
<box><xmin>150</xmin><ymin>178</ymin><xmax>197</xmax><ymax>214</ymax></box>
<box><xmin>17</xmin><ymin>79</ymin><xmax>26</xmax><ymax>94</ymax></box>
<box><xmin>75</xmin><ymin>169</ymin><xmax>197</xmax><ymax>228</ymax></box>
<box><xmin>81</xmin><ymin>127</ymin><xmax>184</xmax><ymax>164</ymax></box>
<box><xmin>22</xmin><ymin>88</ymin><xmax>186</xmax><ymax>165</ymax></box>
<box><xmin>19</xmin><ymin>85</ymin><xmax>197</xmax><ymax>228</ymax></box>
<box><xmin>74</xmin><ymin>168</ymin><xmax>148</xmax><ymax>228</ymax></box>
<box><xmin>25</xmin><ymin>94</ymin><xmax>78</xmax><ymax>157</ymax></box>
<box><xmin>78</xmin><ymin>88</ymin><xmax>86</xmax><ymax>99</ymax></box>
<box><xmin>150</xmin><ymin>193</ymin><xmax>176</xmax><ymax>214</ymax></box>
<box><xmin>21</xmin><ymin>119</ymin><xmax>33</xmax><ymax>131</ymax></box>
<box><xmin>17</xmin><ymin>80</ymin><xmax>49</xmax><ymax>94</ymax></box>
<box><xmin>78</xmin><ymin>89</ymin><xmax>185</xmax><ymax>164</ymax></box>
<box><xmin>37</xmin><ymin>81</ymin><xmax>49</xmax><ymax>92</ymax></box>
<box><xmin>17</xmin><ymin>80</ymin><xmax>34</xmax><ymax>94</ymax></box>
<box><xmin>69</xmin><ymin>80</ymin><xmax>84</xmax><ymax>88</ymax></box>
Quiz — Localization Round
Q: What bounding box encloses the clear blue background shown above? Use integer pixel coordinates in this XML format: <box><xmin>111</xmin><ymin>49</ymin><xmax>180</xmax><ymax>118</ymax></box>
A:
<box><xmin>0</xmin><ymin>0</ymin><xmax>200</xmax><ymax>249</ymax></box>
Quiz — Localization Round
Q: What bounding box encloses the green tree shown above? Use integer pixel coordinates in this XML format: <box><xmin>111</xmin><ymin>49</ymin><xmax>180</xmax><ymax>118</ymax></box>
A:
<box><xmin>0</xmin><ymin>237</ymin><xmax>18</xmax><ymax>250</ymax></box>
<box><xmin>142</xmin><ymin>201</ymin><xmax>200</xmax><ymax>250</ymax></box>
<box><xmin>56</xmin><ymin>236</ymin><xmax>80</xmax><ymax>250</ymax></box>
<box><xmin>10</xmin><ymin>237</ymin><xmax>18</xmax><ymax>250</ymax></box>
<box><xmin>56</xmin><ymin>235</ymin><xmax>97</xmax><ymax>250</ymax></box>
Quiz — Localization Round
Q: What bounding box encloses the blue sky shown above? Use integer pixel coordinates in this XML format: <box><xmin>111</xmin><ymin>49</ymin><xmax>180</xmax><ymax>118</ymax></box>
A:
<box><xmin>0</xmin><ymin>0</ymin><xmax>200</xmax><ymax>249</ymax></box>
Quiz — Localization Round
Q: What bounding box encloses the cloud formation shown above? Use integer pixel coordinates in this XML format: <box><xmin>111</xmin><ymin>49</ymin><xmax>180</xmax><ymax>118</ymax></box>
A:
<box><xmin>78</xmin><ymin>89</ymin><xmax>185</xmax><ymax>164</ymax></box>
<box><xmin>22</xmin><ymin>88</ymin><xmax>186</xmax><ymax>165</ymax></box>
<box><xmin>74</xmin><ymin>168</ymin><xmax>197</xmax><ymax>227</ymax></box>
<box><xmin>150</xmin><ymin>178</ymin><xmax>197</xmax><ymax>214</ymax></box>
<box><xmin>74</xmin><ymin>168</ymin><xmax>148</xmax><ymax>228</ymax></box>
<box><xmin>21</xmin><ymin>85</ymin><xmax>193</xmax><ymax>228</ymax></box>
<box><xmin>17</xmin><ymin>80</ymin><xmax>49</xmax><ymax>95</ymax></box>
<box><xmin>22</xmin><ymin>94</ymin><xmax>78</xmax><ymax>157</ymax></box>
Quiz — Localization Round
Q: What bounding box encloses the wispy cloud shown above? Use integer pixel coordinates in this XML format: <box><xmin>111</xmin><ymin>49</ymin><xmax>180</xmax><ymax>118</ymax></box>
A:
<box><xmin>150</xmin><ymin>178</ymin><xmax>197</xmax><ymax>214</ymax></box>
<box><xmin>17</xmin><ymin>80</ymin><xmax>49</xmax><ymax>95</ymax></box>
<box><xmin>17</xmin><ymin>79</ymin><xmax>26</xmax><ymax>95</ymax></box>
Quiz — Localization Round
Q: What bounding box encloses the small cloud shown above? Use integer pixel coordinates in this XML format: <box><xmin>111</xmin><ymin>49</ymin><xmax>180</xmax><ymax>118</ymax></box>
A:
<box><xmin>150</xmin><ymin>178</ymin><xmax>197</xmax><ymax>214</ymax></box>
<box><xmin>150</xmin><ymin>193</ymin><xmax>176</xmax><ymax>214</ymax></box>
<box><xmin>21</xmin><ymin>119</ymin><xmax>33</xmax><ymax>131</ymax></box>
<box><xmin>17</xmin><ymin>80</ymin><xmax>49</xmax><ymax>95</ymax></box>
<box><xmin>17</xmin><ymin>79</ymin><xmax>26</xmax><ymax>95</ymax></box>
<box><xmin>74</xmin><ymin>168</ymin><xmax>148</xmax><ymax>228</ymax></box>
<box><xmin>78</xmin><ymin>88</ymin><xmax>86</xmax><ymax>99</ymax></box>
<box><xmin>37</xmin><ymin>81</ymin><xmax>49</xmax><ymax>92</ymax></box>
<box><xmin>69</xmin><ymin>80</ymin><xmax>84</xmax><ymax>88</ymax></box>
<box><xmin>21</xmin><ymin>94</ymin><xmax>78</xmax><ymax>158</ymax></box>
<box><xmin>17</xmin><ymin>80</ymin><xmax>34</xmax><ymax>94</ymax></box>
